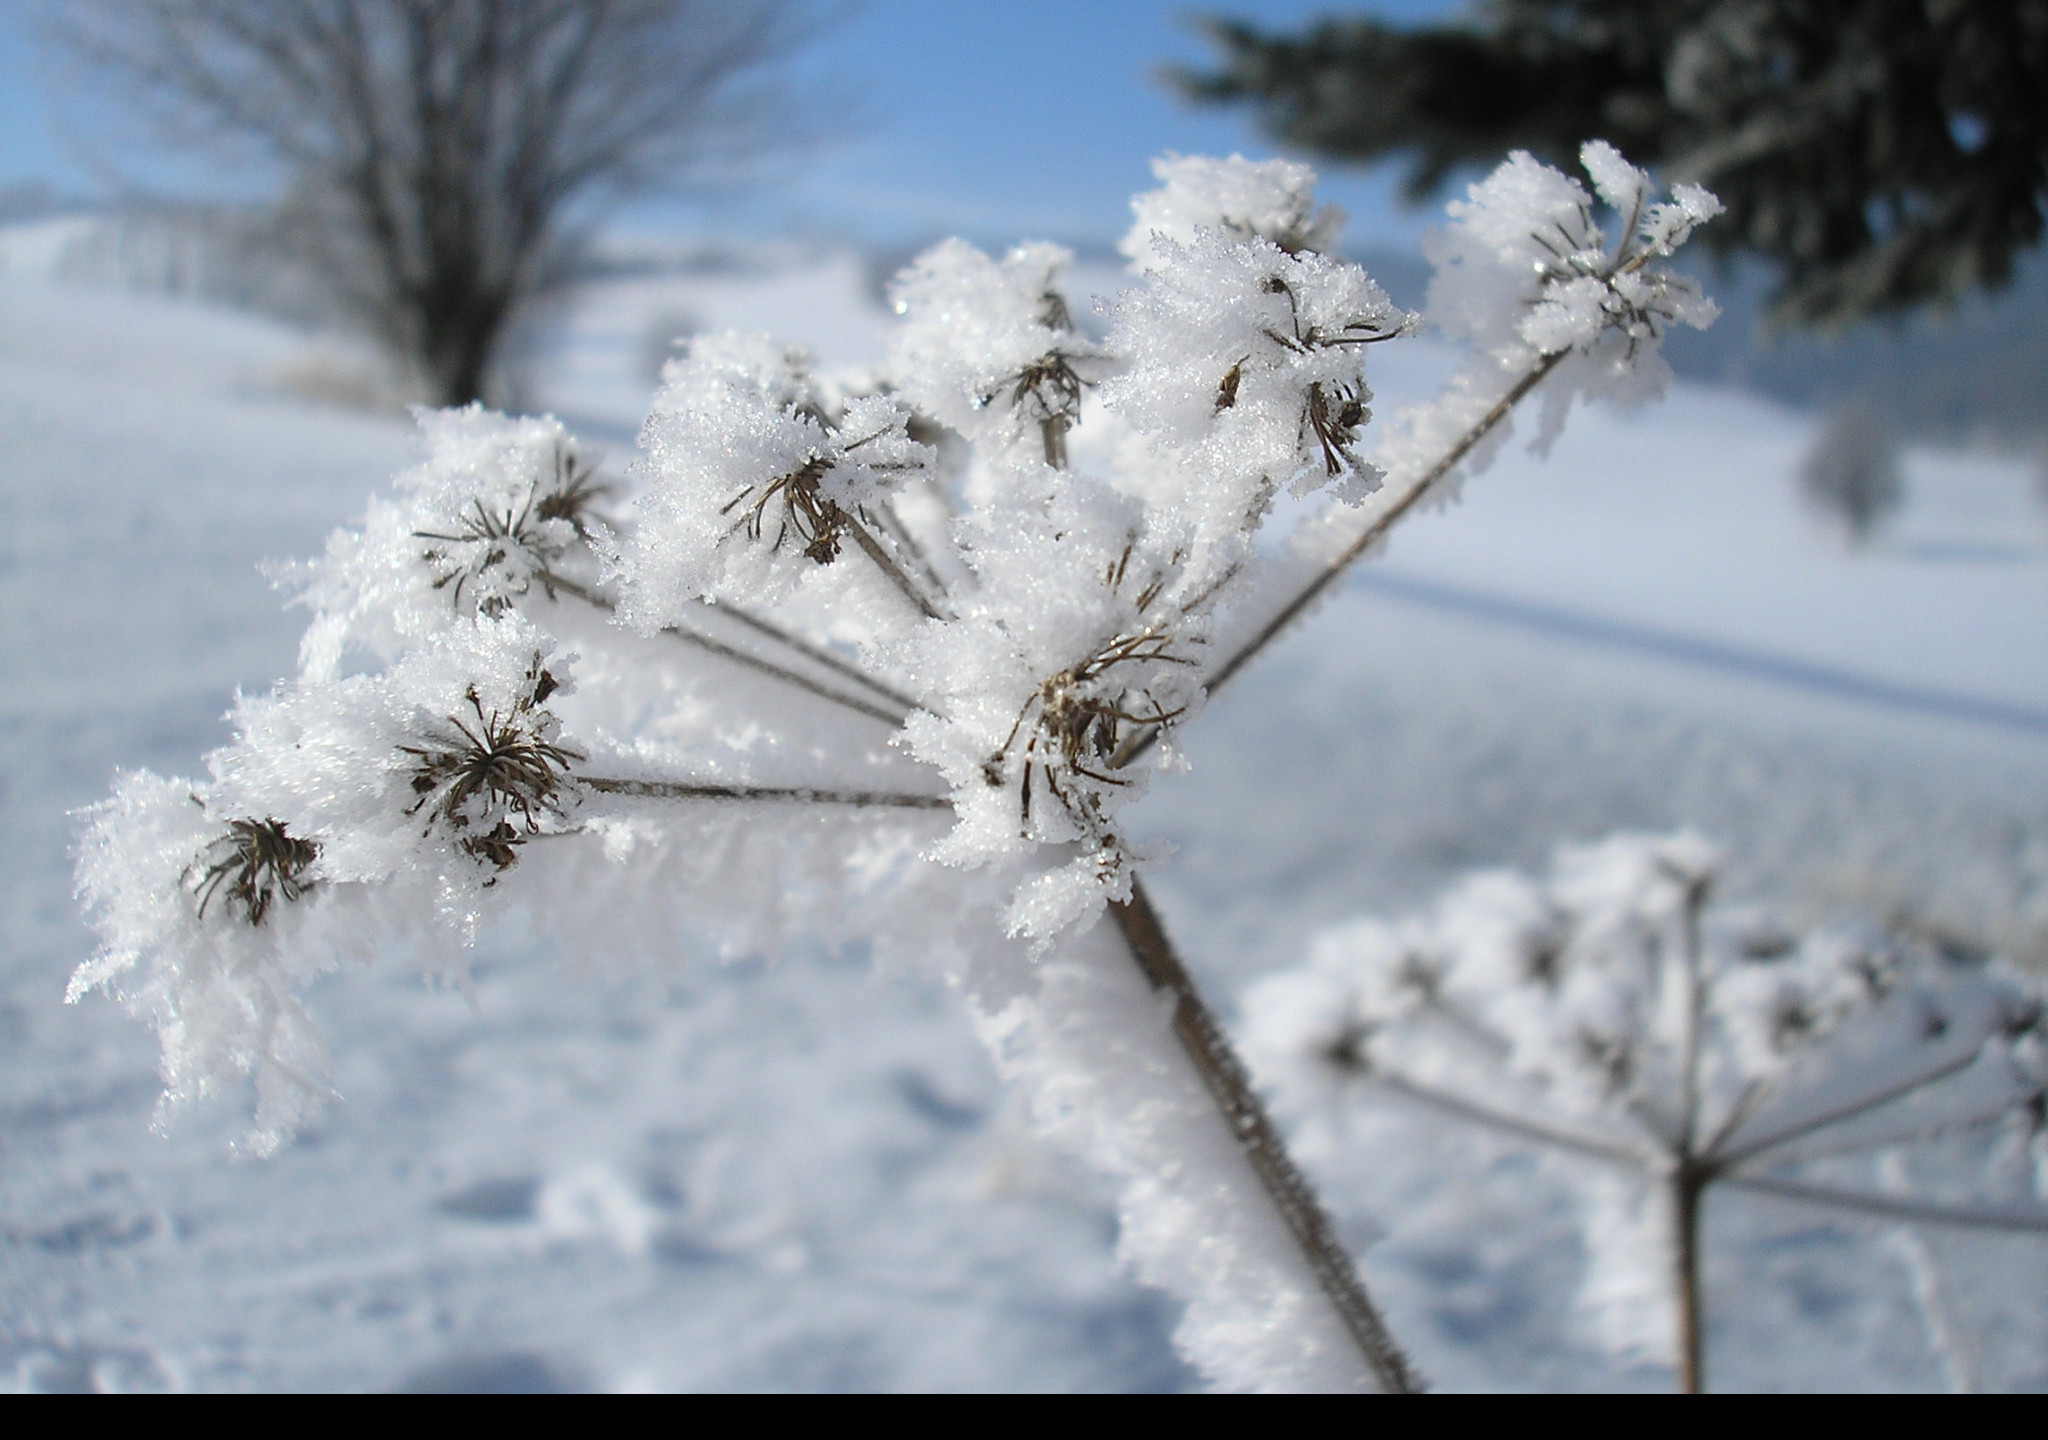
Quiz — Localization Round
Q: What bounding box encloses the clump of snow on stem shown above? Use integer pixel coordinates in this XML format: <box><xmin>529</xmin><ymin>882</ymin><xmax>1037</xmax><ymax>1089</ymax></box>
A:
<box><xmin>608</xmin><ymin>333</ymin><xmax>934</xmax><ymax>627</ymax></box>
<box><xmin>1105</xmin><ymin>234</ymin><xmax>1411</xmax><ymax>519</ymax></box>
<box><xmin>209</xmin><ymin>615</ymin><xmax>579</xmax><ymax>899</ymax></box>
<box><xmin>72</xmin><ymin>618</ymin><xmax>582</xmax><ymax>1151</ymax></box>
<box><xmin>887</xmin><ymin>239</ymin><xmax>1103</xmax><ymax>469</ymax></box>
<box><xmin>896</xmin><ymin>466</ymin><xmax>1201</xmax><ymax>944</ymax></box>
<box><xmin>1120</xmin><ymin>153</ymin><xmax>1344</xmax><ymax>269</ymax></box>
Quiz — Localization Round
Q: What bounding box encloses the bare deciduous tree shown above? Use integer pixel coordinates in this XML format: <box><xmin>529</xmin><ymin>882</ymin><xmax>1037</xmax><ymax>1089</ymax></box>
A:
<box><xmin>55</xmin><ymin>1</ymin><xmax>817</xmax><ymax>405</ymax></box>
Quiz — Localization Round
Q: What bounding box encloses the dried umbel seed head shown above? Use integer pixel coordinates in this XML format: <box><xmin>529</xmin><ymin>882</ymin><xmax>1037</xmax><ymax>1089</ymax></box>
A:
<box><xmin>1321</xmin><ymin>1020</ymin><xmax>1373</xmax><ymax>1074</ymax></box>
<box><xmin>414</xmin><ymin>443</ymin><xmax>605</xmax><ymax>613</ymax></box>
<box><xmin>719</xmin><ymin>413</ymin><xmax>930</xmax><ymax>567</ymax></box>
<box><xmin>190</xmin><ymin>817</ymin><xmax>319</xmax><ymax>926</ymax></box>
<box><xmin>1303</xmin><ymin>380</ymin><xmax>1369</xmax><ymax>476</ymax></box>
<box><xmin>416</xmin><ymin>497</ymin><xmax>551</xmax><ymax>612</ymax></box>
<box><xmin>1038</xmin><ymin>288</ymin><xmax>1074</xmax><ymax>332</ymax></box>
<box><xmin>723</xmin><ymin>453</ymin><xmax>849</xmax><ymax>564</ymax></box>
<box><xmin>1576</xmin><ymin>1027</ymin><xmax>1637</xmax><ymax>1098</ymax></box>
<box><xmin>532</xmin><ymin>442</ymin><xmax>613</xmax><ymax>537</ymax></box>
<box><xmin>980</xmin><ymin>349</ymin><xmax>1098</xmax><ymax>468</ymax></box>
<box><xmin>1258</xmin><ymin>272</ymin><xmax>1408</xmax><ymax>353</ymax></box>
<box><xmin>982</xmin><ymin>630</ymin><xmax>1195</xmax><ymax>833</ymax></box>
<box><xmin>960</xmin><ymin>284</ymin><xmax>1106</xmax><ymax>469</ymax></box>
<box><xmin>399</xmin><ymin>665</ymin><xmax>580</xmax><ymax>876</ymax></box>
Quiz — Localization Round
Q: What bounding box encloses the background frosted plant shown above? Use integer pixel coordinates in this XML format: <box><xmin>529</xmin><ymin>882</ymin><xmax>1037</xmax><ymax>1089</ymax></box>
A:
<box><xmin>72</xmin><ymin>143</ymin><xmax>1721</xmax><ymax>1391</ymax></box>
<box><xmin>1243</xmin><ymin>831</ymin><xmax>2048</xmax><ymax>1393</ymax></box>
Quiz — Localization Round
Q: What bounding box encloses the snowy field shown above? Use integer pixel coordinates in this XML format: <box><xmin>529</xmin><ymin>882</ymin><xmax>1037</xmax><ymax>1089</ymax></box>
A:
<box><xmin>3</xmin><ymin>241</ymin><xmax>2046</xmax><ymax>1391</ymax></box>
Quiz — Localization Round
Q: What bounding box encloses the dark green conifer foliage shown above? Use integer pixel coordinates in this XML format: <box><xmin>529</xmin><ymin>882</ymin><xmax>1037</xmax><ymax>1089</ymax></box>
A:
<box><xmin>1177</xmin><ymin>2</ymin><xmax>2048</xmax><ymax>326</ymax></box>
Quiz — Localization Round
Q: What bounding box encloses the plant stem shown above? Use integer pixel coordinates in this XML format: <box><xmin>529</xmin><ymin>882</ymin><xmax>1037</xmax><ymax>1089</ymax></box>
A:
<box><xmin>1207</xmin><ymin>349</ymin><xmax>1568</xmax><ymax>701</ymax></box>
<box><xmin>710</xmin><ymin>597</ymin><xmax>921</xmax><ymax>715</ymax></box>
<box><xmin>1712</xmin><ymin>1047</ymin><xmax>1995</xmax><ymax>1167</ymax></box>
<box><xmin>1720</xmin><ymin>1173</ymin><xmax>2048</xmax><ymax>1234</ymax></box>
<box><xmin>867</xmin><ymin>497</ymin><xmax>954</xmax><ymax>628</ymax></box>
<box><xmin>846</xmin><ymin>513</ymin><xmax>948</xmax><ymax>620</ymax></box>
<box><xmin>1674</xmin><ymin>1166</ymin><xmax>1706</xmax><ymax>1394</ymax></box>
<box><xmin>1675</xmin><ymin>871</ymin><xmax>1709</xmax><ymax>1155</ymax></box>
<box><xmin>579</xmin><ymin>775</ymin><xmax>947</xmax><ymax>808</ymax></box>
<box><xmin>547</xmin><ymin>574</ymin><xmax>908</xmax><ymax>726</ymax></box>
<box><xmin>1370</xmin><ymin>1070</ymin><xmax>1646</xmax><ymax>1167</ymax></box>
<box><xmin>1110</xmin><ymin>878</ymin><xmax>1421</xmax><ymax>1393</ymax></box>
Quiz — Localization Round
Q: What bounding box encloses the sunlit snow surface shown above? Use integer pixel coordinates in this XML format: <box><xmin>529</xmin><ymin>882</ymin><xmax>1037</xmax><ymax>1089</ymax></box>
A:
<box><xmin>4</xmin><ymin>252</ymin><xmax>2045</xmax><ymax>1391</ymax></box>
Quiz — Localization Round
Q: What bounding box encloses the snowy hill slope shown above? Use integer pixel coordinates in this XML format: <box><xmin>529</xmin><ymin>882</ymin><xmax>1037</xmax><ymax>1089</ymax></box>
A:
<box><xmin>4</xmin><ymin>250</ymin><xmax>2045</xmax><ymax>1391</ymax></box>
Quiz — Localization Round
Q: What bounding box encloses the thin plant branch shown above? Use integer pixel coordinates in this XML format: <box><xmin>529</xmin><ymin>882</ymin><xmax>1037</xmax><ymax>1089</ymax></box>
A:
<box><xmin>869</xmin><ymin>494</ymin><xmax>954</xmax><ymax>617</ymax></box>
<box><xmin>844</xmin><ymin>511</ymin><xmax>948</xmax><ymax>621</ymax></box>
<box><xmin>1714</xmin><ymin>1046</ymin><xmax>2000</xmax><ymax>1167</ymax></box>
<box><xmin>1368</xmin><ymin>1069</ymin><xmax>1649</xmax><ymax>1168</ymax></box>
<box><xmin>1721</xmin><ymin>1094</ymin><xmax>2039</xmax><ymax>1169</ymax></box>
<box><xmin>1210</xmin><ymin>350</ymin><xmax>1568</xmax><ymax>698</ymax></box>
<box><xmin>579</xmin><ymin>775</ymin><xmax>948</xmax><ymax>809</ymax></box>
<box><xmin>545</xmin><ymin>573</ymin><xmax>908</xmax><ymax>726</ymax></box>
<box><xmin>1722</xmin><ymin>1173</ymin><xmax>2048</xmax><ymax>1235</ymax></box>
<box><xmin>705</xmin><ymin>597</ymin><xmax>920</xmax><ymax>715</ymax></box>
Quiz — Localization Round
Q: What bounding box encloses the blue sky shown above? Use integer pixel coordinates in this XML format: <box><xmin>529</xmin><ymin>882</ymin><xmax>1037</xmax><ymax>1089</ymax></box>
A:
<box><xmin>0</xmin><ymin>1</ymin><xmax>1461</xmax><ymax>248</ymax></box>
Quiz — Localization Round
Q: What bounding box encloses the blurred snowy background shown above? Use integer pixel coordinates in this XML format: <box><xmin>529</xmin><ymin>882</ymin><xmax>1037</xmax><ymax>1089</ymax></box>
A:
<box><xmin>3</xmin><ymin>0</ymin><xmax>2045</xmax><ymax>1392</ymax></box>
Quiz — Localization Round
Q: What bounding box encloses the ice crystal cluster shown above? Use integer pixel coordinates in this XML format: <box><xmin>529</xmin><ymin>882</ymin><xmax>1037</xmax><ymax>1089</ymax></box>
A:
<box><xmin>1244</xmin><ymin>831</ymin><xmax>2048</xmax><ymax>1364</ymax></box>
<box><xmin>75</xmin><ymin>144</ymin><xmax>1723</xmax><ymax>1388</ymax></box>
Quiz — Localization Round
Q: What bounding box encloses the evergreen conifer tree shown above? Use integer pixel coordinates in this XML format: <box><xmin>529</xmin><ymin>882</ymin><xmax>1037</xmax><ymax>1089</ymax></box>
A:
<box><xmin>1177</xmin><ymin>1</ymin><xmax>2048</xmax><ymax>325</ymax></box>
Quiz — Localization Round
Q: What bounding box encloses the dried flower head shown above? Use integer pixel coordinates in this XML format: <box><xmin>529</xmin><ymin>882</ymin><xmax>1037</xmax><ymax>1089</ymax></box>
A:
<box><xmin>980</xmin><ymin>348</ymin><xmax>1092</xmax><ymax>468</ymax></box>
<box><xmin>190</xmin><ymin>816</ymin><xmax>319</xmax><ymax>925</ymax></box>
<box><xmin>983</xmin><ymin>627</ymin><xmax>1195</xmax><ymax>834</ymax></box>
<box><xmin>399</xmin><ymin>661</ymin><xmax>580</xmax><ymax>874</ymax></box>
<box><xmin>531</xmin><ymin>441</ymin><xmax>613</xmax><ymax>536</ymax></box>
<box><xmin>723</xmin><ymin>451</ymin><xmax>850</xmax><ymax>564</ymax></box>
<box><xmin>413</xmin><ymin>442</ymin><xmax>601</xmax><ymax>612</ymax></box>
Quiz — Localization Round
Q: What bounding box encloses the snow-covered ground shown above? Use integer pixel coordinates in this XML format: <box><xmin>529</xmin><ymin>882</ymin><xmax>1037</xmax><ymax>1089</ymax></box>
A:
<box><xmin>4</xmin><ymin>244</ymin><xmax>2045</xmax><ymax>1391</ymax></box>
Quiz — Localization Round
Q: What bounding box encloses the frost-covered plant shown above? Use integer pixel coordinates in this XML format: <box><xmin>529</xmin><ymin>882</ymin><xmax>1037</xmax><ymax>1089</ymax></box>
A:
<box><xmin>73</xmin><ymin>144</ymin><xmax>1720</xmax><ymax>1392</ymax></box>
<box><xmin>1244</xmin><ymin>831</ymin><xmax>2048</xmax><ymax>1392</ymax></box>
